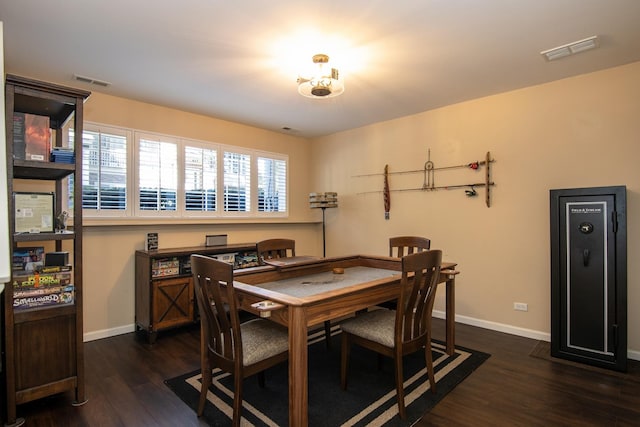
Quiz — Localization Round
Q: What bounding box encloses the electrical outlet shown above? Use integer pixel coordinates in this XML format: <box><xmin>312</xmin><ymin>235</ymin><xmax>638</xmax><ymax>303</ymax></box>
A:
<box><xmin>514</xmin><ymin>302</ymin><xmax>528</xmax><ymax>312</ymax></box>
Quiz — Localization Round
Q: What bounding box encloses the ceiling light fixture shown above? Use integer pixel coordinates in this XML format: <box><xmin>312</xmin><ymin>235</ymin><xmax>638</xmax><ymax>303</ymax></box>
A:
<box><xmin>297</xmin><ymin>54</ymin><xmax>344</xmax><ymax>98</ymax></box>
<box><xmin>540</xmin><ymin>35</ymin><xmax>599</xmax><ymax>61</ymax></box>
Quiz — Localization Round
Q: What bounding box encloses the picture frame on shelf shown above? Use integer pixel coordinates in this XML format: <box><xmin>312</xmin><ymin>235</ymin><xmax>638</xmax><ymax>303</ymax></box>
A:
<box><xmin>13</xmin><ymin>192</ymin><xmax>55</xmax><ymax>233</ymax></box>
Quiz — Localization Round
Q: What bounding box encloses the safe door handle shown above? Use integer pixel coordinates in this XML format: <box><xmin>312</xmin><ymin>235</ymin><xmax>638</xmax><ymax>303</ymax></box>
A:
<box><xmin>583</xmin><ymin>249</ymin><xmax>590</xmax><ymax>266</ymax></box>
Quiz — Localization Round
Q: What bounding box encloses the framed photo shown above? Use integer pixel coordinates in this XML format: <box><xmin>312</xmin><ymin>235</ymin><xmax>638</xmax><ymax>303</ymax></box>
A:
<box><xmin>14</xmin><ymin>192</ymin><xmax>55</xmax><ymax>233</ymax></box>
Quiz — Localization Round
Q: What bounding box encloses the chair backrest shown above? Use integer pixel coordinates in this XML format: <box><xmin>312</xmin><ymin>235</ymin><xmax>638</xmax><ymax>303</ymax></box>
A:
<box><xmin>191</xmin><ymin>254</ymin><xmax>242</xmax><ymax>370</ymax></box>
<box><xmin>389</xmin><ymin>236</ymin><xmax>431</xmax><ymax>257</ymax></box>
<box><xmin>256</xmin><ymin>238</ymin><xmax>296</xmax><ymax>264</ymax></box>
<box><xmin>395</xmin><ymin>250</ymin><xmax>442</xmax><ymax>346</ymax></box>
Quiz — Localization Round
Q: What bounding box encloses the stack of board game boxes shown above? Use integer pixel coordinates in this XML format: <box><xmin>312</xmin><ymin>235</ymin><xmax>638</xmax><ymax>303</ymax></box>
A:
<box><xmin>12</xmin><ymin>247</ymin><xmax>74</xmax><ymax>310</ymax></box>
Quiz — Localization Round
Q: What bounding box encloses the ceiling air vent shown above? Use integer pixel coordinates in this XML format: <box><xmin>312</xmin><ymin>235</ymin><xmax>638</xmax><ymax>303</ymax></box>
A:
<box><xmin>73</xmin><ymin>74</ymin><xmax>111</xmax><ymax>87</ymax></box>
<box><xmin>540</xmin><ymin>35</ymin><xmax>599</xmax><ymax>61</ymax></box>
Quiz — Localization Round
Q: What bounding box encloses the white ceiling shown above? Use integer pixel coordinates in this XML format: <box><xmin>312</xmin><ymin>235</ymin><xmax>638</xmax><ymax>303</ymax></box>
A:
<box><xmin>2</xmin><ymin>1</ymin><xmax>639</xmax><ymax>138</ymax></box>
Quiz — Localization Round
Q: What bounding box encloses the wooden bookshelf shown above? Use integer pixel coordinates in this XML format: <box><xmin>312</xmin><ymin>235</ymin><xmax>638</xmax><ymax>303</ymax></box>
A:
<box><xmin>2</xmin><ymin>75</ymin><xmax>90</xmax><ymax>426</ymax></box>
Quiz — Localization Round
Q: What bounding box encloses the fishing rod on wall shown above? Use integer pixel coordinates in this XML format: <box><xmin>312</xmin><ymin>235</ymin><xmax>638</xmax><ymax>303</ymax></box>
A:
<box><xmin>354</xmin><ymin>151</ymin><xmax>496</xmax><ymax>218</ymax></box>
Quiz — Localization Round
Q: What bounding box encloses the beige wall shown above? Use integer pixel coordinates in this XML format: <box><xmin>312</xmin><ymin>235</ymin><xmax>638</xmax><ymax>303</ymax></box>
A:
<box><xmin>84</xmin><ymin>92</ymin><xmax>315</xmax><ymax>222</ymax></box>
<box><xmin>81</xmin><ymin>94</ymin><xmax>322</xmax><ymax>339</ymax></box>
<box><xmin>79</xmin><ymin>62</ymin><xmax>640</xmax><ymax>359</ymax></box>
<box><xmin>82</xmin><ymin>223</ymin><xmax>320</xmax><ymax>339</ymax></box>
<box><xmin>311</xmin><ymin>61</ymin><xmax>640</xmax><ymax>358</ymax></box>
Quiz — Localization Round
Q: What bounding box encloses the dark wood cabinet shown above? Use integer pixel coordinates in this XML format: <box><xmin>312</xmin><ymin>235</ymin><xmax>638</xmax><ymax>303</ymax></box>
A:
<box><xmin>151</xmin><ymin>276</ymin><xmax>194</xmax><ymax>332</ymax></box>
<box><xmin>2</xmin><ymin>75</ymin><xmax>90</xmax><ymax>426</ymax></box>
<box><xmin>135</xmin><ymin>243</ymin><xmax>261</xmax><ymax>343</ymax></box>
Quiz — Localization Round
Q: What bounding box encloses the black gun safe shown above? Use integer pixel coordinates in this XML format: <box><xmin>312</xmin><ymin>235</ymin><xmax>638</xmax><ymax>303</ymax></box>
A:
<box><xmin>550</xmin><ymin>186</ymin><xmax>627</xmax><ymax>371</ymax></box>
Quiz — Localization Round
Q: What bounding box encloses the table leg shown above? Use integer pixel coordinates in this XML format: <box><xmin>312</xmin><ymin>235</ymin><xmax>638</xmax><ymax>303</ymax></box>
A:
<box><xmin>445</xmin><ymin>276</ymin><xmax>456</xmax><ymax>355</ymax></box>
<box><xmin>289</xmin><ymin>306</ymin><xmax>308</xmax><ymax>426</ymax></box>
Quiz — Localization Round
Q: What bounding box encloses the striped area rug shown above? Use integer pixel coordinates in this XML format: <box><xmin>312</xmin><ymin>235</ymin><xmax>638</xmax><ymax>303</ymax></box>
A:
<box><xmin>165</xmin><ymin>328</ymin><xmax>489</xmax><ymax>426</ymax></box>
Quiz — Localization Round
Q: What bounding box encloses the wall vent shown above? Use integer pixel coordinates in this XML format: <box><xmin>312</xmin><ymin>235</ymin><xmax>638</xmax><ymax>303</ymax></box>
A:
<box><xmin>73</xmin><ymin>74</ymin><xmax>111</xmax><ymax>87</ymax></box>
<box><xmin>540</xmin><ymin>35</ymin><xmax>599</xmax><ymax>61</ymax></box>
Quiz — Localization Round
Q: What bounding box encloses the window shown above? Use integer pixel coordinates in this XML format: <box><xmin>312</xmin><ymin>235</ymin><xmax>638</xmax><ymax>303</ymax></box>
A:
<box><xmin>137</xmin><ymin>134</ymin><xmax>178</xmax><ymax>213</ymax></box>
<box><xmin>80</xmin><ymin>124</ymin><xmax>131</xmax><ymax>216</ymax></box>
<box><xmin>184</xmin><ymin>145</ymin><xmax>217</xmax><ymax>212</ymax></box>
<box><xmin>77</xmin><ymin>123</ymin><xmax>288</xmax><ymax>219</ymax></box>
<box><xmin>257</xmin><ymin>156</ymin><xmax>287</xmax><ymax>212</ymax></box>
<box><xmin>223</xmin><ymin>151</ymin><xmax>251</xmax><ymax>212</ymax></box>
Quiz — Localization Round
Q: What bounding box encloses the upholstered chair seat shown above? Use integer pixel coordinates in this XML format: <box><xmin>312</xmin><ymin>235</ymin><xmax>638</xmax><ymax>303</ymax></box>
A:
<box><xmin>240</xmin><ymin>319</ymin><xmax>289</xmax><ymax>366</ymax></box>
<box><xmin>339</xmin><ymin>309</ymin><xmax>396</xmax><ymax>347</ymax></box>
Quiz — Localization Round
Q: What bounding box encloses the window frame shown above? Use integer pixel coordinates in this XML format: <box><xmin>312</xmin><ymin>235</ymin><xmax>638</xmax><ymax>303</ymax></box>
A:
<box><xmin>81</xmin><ymin>122</ymin><xmax>133</xmax><ymax>218</ymax></box>
<box><xmin>75</xmin><ymin>122</ymin><xmax>289</xmax><ymax>220</ymax></box>
<box><xmin>220</xmin><ymin>147</ymin><xmax>253</xmax><ymax>217</ymax></box>
<box><xmin>182</xmin><ymin>139</ymin><xmax>219</xmax><ymax>218</ymax></box>
<box><xmin>253</xmin><ymin>150</ymin><xmax>289</xmax><ymax>218</ymax></box>
<box><xmin>134</xmin><ymin>131</ymin><xmax>181</xmax><ymax>218</ymax></box>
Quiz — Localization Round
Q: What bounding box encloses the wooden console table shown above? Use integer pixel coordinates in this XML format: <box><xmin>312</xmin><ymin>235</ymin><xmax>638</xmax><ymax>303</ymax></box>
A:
<box><xmin>134</xmin><ymin>243</ymin><xmax>267</xmax><ymax>343</ymax></box>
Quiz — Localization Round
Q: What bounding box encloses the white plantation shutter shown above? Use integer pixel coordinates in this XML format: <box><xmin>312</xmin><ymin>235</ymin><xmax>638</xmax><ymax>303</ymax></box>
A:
<box><xmin>223</xmin><ymin>151</ymin><xmax>250</xmax><ymax>212</ymax></box>
<box><xmin>258</xmin><ymin>156</ymin><xmax>287</xmax><ymax>212</ymax></box>
<box><xmin>81</xmin><ymin>129</ymin><xmax>128</xmax><ymax>211</ymax></box>
<box><xmin>184</xmin><ymin>145</ymin><xmax>217</xmax><ymax>212</ymax></box>
<box><xmin>74</xmin><ymin>125</ymin><xmax>131</xmax><ymax>216</ymax></box>
<box><xmin>138</xmin><ymin>137</ymin><xmax>178</xmax><ymax>212</ymax></box>
<box><xmin>72</xmin><ymin>123</ymin><xmax>289</xmax><ymax>218</ymax></box>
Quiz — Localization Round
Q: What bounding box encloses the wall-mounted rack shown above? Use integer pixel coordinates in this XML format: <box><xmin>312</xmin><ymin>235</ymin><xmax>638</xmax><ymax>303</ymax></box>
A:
<box><xmin>354</xmin><ymin>151</ymin><xmax>495</xmax><ymax>216</ymax></box>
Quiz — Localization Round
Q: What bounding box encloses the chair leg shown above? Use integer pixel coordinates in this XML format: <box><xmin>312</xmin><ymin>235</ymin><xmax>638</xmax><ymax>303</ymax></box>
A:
<box><xmin>324</xmin><ymin>320</ymin><xmax>332</xmax><ymax>349</ymax></box>
<box><xmin>198</xmin><ymin>365</ymin><xmax>212</xmax><ymax>416</ymax></box>
<box><xmin>424</xmin><ymin>339</ymin><xmax>436</xmax><ymax>393</ymax></box>
<box><xmin>340</xmin><ymin>333</ymin><xmax>350</xmax><ymax>389</ymax></box>
<box><xmin>257</xmin><ymin>371</ymin><xmax>266</xmax><ymax>388</ymax></box>
<box><xmin>232</xmin><ymin>374</ymin><xmax>243</xmax><ymax>427</ymax></box>
<box><xmin>198</xmin><ymin>326</ymin><xmax>209</xmax><ymax>416</ymax></box>
<box><xmin>394</xmin><ymin>354</ymin><xmax>407</xmax><ymax>420</ymax></box>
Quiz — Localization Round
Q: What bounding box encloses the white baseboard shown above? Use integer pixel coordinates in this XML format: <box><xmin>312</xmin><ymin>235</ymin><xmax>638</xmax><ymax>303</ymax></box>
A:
<box><xmin>83</xmin><ymin>323</ymin><xmax>136</xmax><ymax>342</ymax></box>
<box><xmin>432</xmin><ymin>310</ymin><xmax>639</xmax><ymax>362</ymax></box>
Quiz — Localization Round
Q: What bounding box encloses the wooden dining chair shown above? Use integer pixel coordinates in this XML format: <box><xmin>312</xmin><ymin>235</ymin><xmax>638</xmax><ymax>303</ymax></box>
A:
<box><xmin>190</xmin><ymin>254</ymin><xmax>289</xmax><ymax>427</ymax></box>
<box><xmin>256</xmin><ymin>238</ymin><xmax>296</xmax><ymax>263</ymax></box>
<box><xmin>389</xmin><ymin>235</ymin><xmax>431</xmax><ymax>257</ymax></box>
<box><xmin>256</xmin><ymin>238</ymin><xmax>334</xmax><ymax>347</ymax></box>
<box><xmin>378</xmin><ymin>236</ymin><xmax>432</xmax><ymax>311</ymax></box>
<box><xmin>339</xmin><ymin>250</ymin><xmax>442</xmax><ymax>420</ymax></box>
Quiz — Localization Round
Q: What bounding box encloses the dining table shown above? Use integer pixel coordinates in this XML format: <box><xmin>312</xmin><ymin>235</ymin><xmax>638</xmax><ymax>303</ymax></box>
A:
<box><xmin>233</xmin><ymin>254</ymin><xmax>459</xmax><ymax>427</ymax></box>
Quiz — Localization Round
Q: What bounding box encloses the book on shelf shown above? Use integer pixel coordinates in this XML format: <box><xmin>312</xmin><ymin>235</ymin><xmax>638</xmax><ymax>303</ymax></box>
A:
<box><xmin>12</xmin><ymin>113</ymin><xmax>26</xmax><ymax>159</ymax></box>
<box><xmin>13</xmin><ymin>285</ymin><xmax>75</xmax><ymax>309</ymax></box>
<box><xmin>13</xmin><ymin>284</ymin><xmax>73</xmax><ymax>298</ymax></box>
<box><xmin>12</xmin><ymin>270</ymin><xmax>73</xmax><ymax>288</ymax></box>
<box><xmin>151</xmin><ymin>257</ymin><xmax>179</xmax><ymax>277</ymax></box>
<box><xmin>11</xmin><ymin>262</ymin><xmax>74</xmax><ymax>309</ymax></box>
<box><xmin>39</xmin><ymin>264</ymin><xmax>72</xmax><ymax>273</ymax></box>
<box><xmin>12</xmin><ymin>246</ymin><xmax>45</xmax><ymax>272</ymax></box>
<box><xmin>13</xmin><ymin>112</ymin><xmax>51</xmax><ymax>162</ymax></box>
<box><xmin>234</xmin><ymin>251</ymin><xmax>260</xmax><ymax>269</ymax></box>
<box><xmin>180</xmin><ymin>257</ymin><xmax>192</xmax><ymax>275</ymax></box>
<box><xmin>50</xmin><ymin>147</ymin><xmax>75</xmax><ymax>163</ymax></box>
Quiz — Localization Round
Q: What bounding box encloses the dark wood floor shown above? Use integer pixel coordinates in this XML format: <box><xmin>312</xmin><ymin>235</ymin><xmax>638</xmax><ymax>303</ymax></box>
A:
<box><xmin>5</xmin><ymin>319</ymin><xmax>640</xmax><ymax>426</ymax></box>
